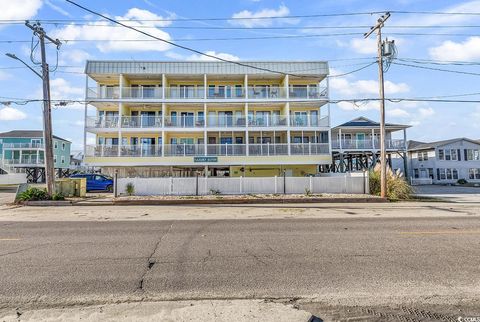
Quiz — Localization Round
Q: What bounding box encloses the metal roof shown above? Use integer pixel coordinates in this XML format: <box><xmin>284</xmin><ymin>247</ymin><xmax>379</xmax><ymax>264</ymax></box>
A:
<box><xmin>85</xmin><ymin>60</ymin><xmax>329</xmax><ymax>76</ymax></box>
<box><xmin>333</xmin><ymin>117</ymin><xmax>410</xmax><ymax>130</ymax></box>
<box><xmin>407</xmin><ymin>138</ymin><xmax>480</xmax><ymax>151</ymax></box>
<box><xmin>0</xmin><ymin>130</ymin><xmax>70</xmax><ymax>142</ymax></box>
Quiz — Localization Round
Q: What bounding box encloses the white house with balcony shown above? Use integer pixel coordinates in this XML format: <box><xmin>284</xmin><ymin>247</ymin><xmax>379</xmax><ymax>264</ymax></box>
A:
<box><xmin>408</xmin><ymin>138</ymin><xmax>480</xmax><ymax>185</ymax></box>
<box><xmin>329</xmin><ymin>117</ymin><xmax>409</xmax><ymax>173</ymax></box>
<box><xmin>84</xmin><ymin>60</ymin><xmax>331</xmax><ymax>178</ymax></box>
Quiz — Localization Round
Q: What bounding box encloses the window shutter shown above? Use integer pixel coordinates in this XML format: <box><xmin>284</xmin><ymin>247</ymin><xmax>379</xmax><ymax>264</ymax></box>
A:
<box><xmin>458</xmin><ymin>149</ymin><xmax>461</xmax><ymax>161</ymax></box>
<box><xmin>436</xmin><ymin>168</ymin><xmax>440</xmax><ymax>180</ymax></box>
<box><xmin>464</xmin><ymin>149</ymin><xmax>468</xmax><ymax>161</ymax></box>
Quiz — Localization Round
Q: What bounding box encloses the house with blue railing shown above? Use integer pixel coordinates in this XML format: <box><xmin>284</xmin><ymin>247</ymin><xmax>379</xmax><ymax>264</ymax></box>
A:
<box><xmin>0</xmin><ymin>130</ymin><xmax>71</xmax><ymax>182</ymax></box>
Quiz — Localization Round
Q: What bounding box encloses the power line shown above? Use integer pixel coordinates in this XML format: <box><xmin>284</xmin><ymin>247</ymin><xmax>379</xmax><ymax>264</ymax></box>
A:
<box><xmin>392</xmin><ymin>61</ymin><xmax>480</xmax><ymax>76</ymax></box>
<box><xmin>63</xmin><ymin>0</ymin><xmax>320</xmax><ymax>79</ymax></box>
<box><xmin>328</xmin><ymin>62</ymin><xmax>377</xmax><ymax>77</ymax></box>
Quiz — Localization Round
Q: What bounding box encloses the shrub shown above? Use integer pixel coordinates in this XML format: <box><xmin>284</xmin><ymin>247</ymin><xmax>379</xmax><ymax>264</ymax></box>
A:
<box><xmin>17</xmin><ymin>187</ymin><xmax>50</xmax><ymax>201</ymax></box>
<box><xmin>51</xmin><ymin>192</ymin><xmax>65</xmax><ymax>201</ymax></box>
<box><xmin>209</xmin><ymin>188</ymin><xmax>221</xmax><ymax>195</ymax></box>
<box><xmin>126</xmin><ymin>182</ymin><xmax>135</xmax><ymax>196</ymax></box>
<box><xmin>369</xmin><ymin>164</ymin><xmax>412</xmax><ymax>200</ymax></box>
<box><xmin>457</xmin><ymin>179</ymin><xmax>468</xmax><ymax>185</ymax></box>
<box><xmin>304</xmin><ymin>188</ymin><xmax>312</xmax><ymax>196</ymax></box>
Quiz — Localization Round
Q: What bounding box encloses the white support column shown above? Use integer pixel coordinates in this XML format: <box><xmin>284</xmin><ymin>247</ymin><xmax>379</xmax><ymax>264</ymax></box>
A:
<box><xmin>285</xmin><ymin>74</ymin><xmax>289</xmax><ymax>99</ymax></box>
<box><xmin>84</xmin><ymin>75</ymin><xmax>88</xmax><ymax>159</ymax></box>
<box><xmin>162</xmin><ymin>74</ymin><xmax>166</xmax><ymax>99</ymax></box>
<box><xmin>339</xmin><ymin>128</ymin><xmax>343</xmax><ymax>150</ymax></box>
<box><xmin>245</xmin><ymin>103</ymin><xmax>249</xmax><ymax>156</ymax></box>
<box><xmin>204</xmin><ymin>74</ymin><xmax>207</xmax><ymax>99</ymax></box>
<box><xmin>118</xmin><ymin>74</ymin><xmax>124</xmax><ymax>157</ymax></box>
<box><xmin>204</xmin><ymin>103</ymin><xmax>208</xmax><ymax>156</ymax></box>
<box><xmin>286</xmin><ymin>102</ymin><xmax>291</xmax><ymax>155</ymax></box>
<box><xmin>371</xmin><ymin>128</ymin><xmax>375</xmax><ymax>150</ymax></box>
<box><xmin>244</xmin><ymin>74</ymin><xmax>248</xmax><ymax>99</ymax></box>
<box><xmin>161</xmin><ymin>130</ymin><xmax>165</xmax><ymax>157</ymax></box>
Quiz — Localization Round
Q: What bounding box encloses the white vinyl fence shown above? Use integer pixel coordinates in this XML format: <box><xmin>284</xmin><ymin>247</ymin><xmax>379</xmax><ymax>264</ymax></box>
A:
<box><xmin>0</xmin><ymin>173</ymin><xmax>27</xmax><ymax>185</ymax></box>
<box><xmin>117</xmin><ymin>174</ymin><xmax>369</xmax><ymax>196</ymax></box>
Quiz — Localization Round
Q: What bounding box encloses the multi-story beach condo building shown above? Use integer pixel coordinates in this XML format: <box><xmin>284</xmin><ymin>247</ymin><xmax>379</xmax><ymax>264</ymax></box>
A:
<box><xmin>84</xmin><ymin>61</ymin><xmax>331</xmax><ymax>177</ymax></box>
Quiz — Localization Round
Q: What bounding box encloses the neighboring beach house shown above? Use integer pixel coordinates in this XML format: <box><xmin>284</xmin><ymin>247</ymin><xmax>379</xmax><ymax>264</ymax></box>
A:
<box><xmin>0</xmin><ymin>130</ymin><xmax>71</xmax><ymax>182</ymax></box>
<box><xmin>408</xmin><ymin>138</ymin><xmax>480</xmax><ymax>184</ymax></box>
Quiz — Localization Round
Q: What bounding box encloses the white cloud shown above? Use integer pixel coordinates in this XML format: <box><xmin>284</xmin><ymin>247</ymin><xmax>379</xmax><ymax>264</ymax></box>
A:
<box><xmin>0</xmin><ymin>0</ymin><xmax>42</xmax><ymax>20</ymax></box>
<box><xmin>330</xmin><ymin>78</ymin><xmax>409</xmax><ymax>96</ymax></box>
<box><xmin>52</xmin><ymin>8</ymin><xmax>174</xmax><ymax>53</ymax></box>
<box><xmin>229</xmin><ymin>5</ymin><xmax>294</xmax><ymax>28</ymax></box>
<box><xmin>350</xmin><ymin>38</ymin><xmax>378</xmax><ymax>55</ymax></box>
<box><xmin>45</xmin><ymin>0</ymin><xmax>71</xmax><ymax>17</ymax></box>
<box><xmin>0</xmin><ymin>107</ymin><xmax>27</xmax><ymax>121</ymax></box>
<box><xmin>165</xmin><ymin>50</ymin><xmax>240</xmax><ymax>61</ymax></box>
<box><xmin>187</xmin><ymin>51</ymin><xmax>240</xmax><ymax>61</ymax></box>
<box><xmin>0</xmin><ymin>71</ymin><xmax>12</xmax><ymax>81</ymax></box>
<box><xmin>418</xmin><ymin>107</ymin><xmax>435</xmax><ymax>118</ymax></box>
<box><xmin>60</xmin><ymin>49</ymin><xmax>91</xmax><ymax>64</ymax></box>
<box><xmin>429</xmin><ymin>37</ymin><xmax>480</xmax><ymax>61</ymax></box>
<box><xmin>389</xmin><ymin>108</ymin><xmax>411</xmax><ymax>118</ymax></box>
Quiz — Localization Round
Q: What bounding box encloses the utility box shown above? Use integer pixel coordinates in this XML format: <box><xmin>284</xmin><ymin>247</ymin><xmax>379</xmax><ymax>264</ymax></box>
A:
<box><xmin>382</xmin><ymin>40</ymin><xmax>395</xmax><ymax>57</ymax></box>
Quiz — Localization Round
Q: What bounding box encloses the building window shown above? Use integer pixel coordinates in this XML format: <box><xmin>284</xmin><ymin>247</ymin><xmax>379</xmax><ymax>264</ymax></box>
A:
<box><xmin>54</xmin><ymin>155</ymin><xmax>57</xmax><ymax>163</ymax></box>
<box><xmin>466</xmin><ymin>149</ymin><xmax>480</xmax><ymax>161</ymax></box>
<box><xmin>54</xmin><ymin>141</ymin><xmax>58</xmax><ymax>149</ymax></box>
<box><xmin>469</xmin><ymin>168</ymin><xmax>480</xmax><ymax>180</ymax></box>
<box><xmin>437</xmin><ymin>168</ymin><xmax>459</xmax><ymax>180</ymax></box>
<box><xmin>61</xmin><ymin>156</ymin><xmax>65</xmax><ymax>164</ymax></box>
<box><xmin>438</xmin><ymin>149</ymin><xmax>444</xmax><ymax>160</ymax></box>
<box><xmin>414</xmin><ymin>169</ymin><xmax>419</xmax><ymax>179</ymax></box>
<box><xmin>418</xmin><ymin>151</ymin><xmax>428</xmax><ymax>161</ymax></box>
<box><xmin>62</xmin><ymin>143</ymin><xmax>65</xmax><ymax>151</ymax></box>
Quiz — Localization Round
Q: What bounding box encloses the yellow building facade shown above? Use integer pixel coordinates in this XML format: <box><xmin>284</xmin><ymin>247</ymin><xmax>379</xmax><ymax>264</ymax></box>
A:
<box><xmin>84</xmin><ymin>61</ymin><xmax>331</xmax><ymax>177</ymax></box>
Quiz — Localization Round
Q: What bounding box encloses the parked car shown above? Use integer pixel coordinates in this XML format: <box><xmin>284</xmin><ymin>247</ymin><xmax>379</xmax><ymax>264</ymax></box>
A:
<box><xmin>70</xmin><ymin>174</ymin><xmax>113</xmax><ymax>192</ymax></box>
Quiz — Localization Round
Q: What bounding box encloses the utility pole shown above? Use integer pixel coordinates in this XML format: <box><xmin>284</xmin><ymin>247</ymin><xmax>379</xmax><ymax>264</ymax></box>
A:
<box><xmin>25</xmin><ymin>21</ymin><xmax>62</xmax><ymax>196</ymax></box>
<box><xmin>364</xmin><ymin>12</ymin><xmax>390</xmax><ymax>198</ymax></box>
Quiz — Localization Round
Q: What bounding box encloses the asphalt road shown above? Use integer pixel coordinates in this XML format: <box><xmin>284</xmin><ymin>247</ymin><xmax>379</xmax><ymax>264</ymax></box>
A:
<box><xmin>1</xmin><ymin>216</ymin><xmax>480</xmax><ymax>320</ymax></box>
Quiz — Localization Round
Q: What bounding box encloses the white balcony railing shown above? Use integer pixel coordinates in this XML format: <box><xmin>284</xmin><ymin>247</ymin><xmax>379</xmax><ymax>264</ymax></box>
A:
<box><xmin>86</xmin><ymin>143</ymin><xmax>330</xmax><ymax>157</ymax></box>
<box><xmin>2</xmin><ymin>143</ymin><xmax>45</xmax><ymax>149</ymax></box>
<box><xmin>164</xmin><ymin>87</ymin><xmax>205</xmax><ymax>99</ymax></box>
<box><xmin>122</xmin><ymin>87</ymin><xmax>162</xmax><ymax>99</ymax></box>
<box><xmin>4</xmin><ymin>157</ymin><xmax>45</xmax><ymax>165</ymax></box>
<box><xmin>86</xmin><ymin>85</ymin><xmax>328</xmax><ymax>100</ymax></box>
<box><xmin>86</xmin><ymin>114</ymin><xmax>329</xmax><ymax>130</ymax></box>
<box><xmin>331</xmin><ymin>139</ymin><xmax>406</xmax><ymax>150</ymax></box>
<box><xmin>247</xmin><ymin>86</ymin><xmax>286</xmax><ymax>99</ymax></box>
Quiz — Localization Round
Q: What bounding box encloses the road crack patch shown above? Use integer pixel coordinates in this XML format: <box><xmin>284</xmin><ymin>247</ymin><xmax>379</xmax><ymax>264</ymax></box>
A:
<box><xmin>137</xmin><ymin>222</ymin><xmax>174</xmax><ymax>292</ymax></box>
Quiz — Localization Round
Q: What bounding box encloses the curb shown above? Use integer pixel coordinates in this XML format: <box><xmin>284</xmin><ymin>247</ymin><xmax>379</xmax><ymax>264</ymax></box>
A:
<box><xmin>22</xmin><ymin>197</ymin><xmax>388</xmax><ymax>206</ymax></box>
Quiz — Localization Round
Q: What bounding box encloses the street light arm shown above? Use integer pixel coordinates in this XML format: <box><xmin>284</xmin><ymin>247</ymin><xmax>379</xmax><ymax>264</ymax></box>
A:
<box><xmin>5</xmin><ymin>53</ymin><xmax>43</xmax><ymax>79</ymax></box>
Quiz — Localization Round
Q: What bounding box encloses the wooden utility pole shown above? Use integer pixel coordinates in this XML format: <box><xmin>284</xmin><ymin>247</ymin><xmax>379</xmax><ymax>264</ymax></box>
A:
<box><xmin>364</xmin><ymin>12</ymin><xmax>390</xmax><ymax>198</ymax></box>
<box><xmin>25</xmin><ymin>21</ymin><xmax>62</xmax><ymax>195</ymax></box>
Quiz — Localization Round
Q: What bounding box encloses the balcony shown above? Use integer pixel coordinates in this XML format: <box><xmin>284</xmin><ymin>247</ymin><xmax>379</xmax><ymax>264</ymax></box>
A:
<box><xmin>122</xmin><ymin>87</ymin><xmax>162</xmax><ymax>99</ymax></box>
<box><xmin>4</xmin><ymin>156</ymin><xmax>45</xmax><ymax>166</ymax></box>
<box><xmin>2</xmin><ymin>143</ymin><xmax>45</xmax><ymax>149</ymax></box>
<box><xmin>86</xmin><ymin>143</ymin><xmax>330</xmax><ymax>157</ymax></box>
<box><xmin>247</xmin><ymin>86</ymin><xmax>286</xmax><ymax>99</ymax></box>
<box><xmin>86</xmin><ymin>114</ymin><xmax>329</xmax><ymax>130</ymax></box>
<box><xmin>86</xmin><ymin>85</ymin><xmax>328</xmax><ymax>101</ymax></box>
<box><xmin>289</xmin><ymin>86</ymin><xmax>328</xmax><ymax>99</ymax></box>
<box><xmin>331</xmin><ymin>139</ymin><xmax>406</xmax><ymax>150</ymax></box>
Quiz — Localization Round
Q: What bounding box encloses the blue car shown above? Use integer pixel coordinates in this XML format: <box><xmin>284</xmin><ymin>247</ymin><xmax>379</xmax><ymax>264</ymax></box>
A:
<box><xmin>70</xmin><ymin>174</ymin><xmax>113</xmax><ymax>192</ymax></box>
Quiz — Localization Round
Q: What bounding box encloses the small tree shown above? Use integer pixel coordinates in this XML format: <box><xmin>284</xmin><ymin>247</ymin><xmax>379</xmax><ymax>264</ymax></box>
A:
<box><xmin>126</xmin><ymin>182</ymin><xmax>135</xmax><ymax>196</ymax></box>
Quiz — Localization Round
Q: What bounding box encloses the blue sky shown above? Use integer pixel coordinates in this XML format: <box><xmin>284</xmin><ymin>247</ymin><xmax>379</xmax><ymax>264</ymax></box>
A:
<box><xmin>1</xmin><ymin>0</ymin><xmax>480</xmax><ymax>151</ymax></box>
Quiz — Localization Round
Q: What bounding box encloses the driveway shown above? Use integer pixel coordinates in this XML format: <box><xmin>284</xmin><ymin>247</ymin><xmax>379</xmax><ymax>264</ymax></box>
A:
<box><xmin>414</xmin><ymin>185</ymin><xmax>480</xmax><ymax>203</ymax></box>
<box><xmin>0</xmin><ymin>186</ymin><xmax>17</xmax><ymax>205</ymax></box>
